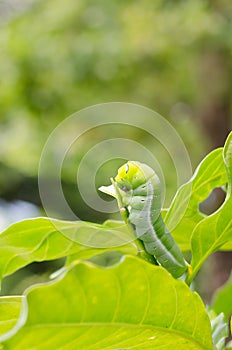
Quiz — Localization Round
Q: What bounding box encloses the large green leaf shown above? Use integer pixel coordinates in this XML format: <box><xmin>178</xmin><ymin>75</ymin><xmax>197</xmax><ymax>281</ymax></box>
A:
<box><xmin>1</xmin><ymin>256</ymin><xmax>213</xmax><ymax>349</ymax></box>
<box><xmin>164</xmin><ymin>147</ymin><xmax>227</xmax><ymax>251</ymax></box>
<box><xmin>0</xmin><ymin>297</ymin><xmax>23</xmax><ymax>337</ymax></box>
<box><xmin>0</xmin><ymin>217</ymin><xmax>137</xmax><ymax>282</ymax></box>
<box><xmin>187</xmin><ymin>132</ymin><xmax>232</xmax><ymax>284</ymax></box>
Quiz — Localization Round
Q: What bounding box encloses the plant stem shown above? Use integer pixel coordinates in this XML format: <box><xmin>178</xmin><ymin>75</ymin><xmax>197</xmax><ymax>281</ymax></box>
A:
<box><xmin>185</xmin><ymin>265</ymin><xmax>194</xmax><ymax>286</ymax></box>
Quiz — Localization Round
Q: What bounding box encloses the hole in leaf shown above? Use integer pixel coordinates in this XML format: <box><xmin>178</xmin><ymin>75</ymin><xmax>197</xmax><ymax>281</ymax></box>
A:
<box><xmin>199</xmin><ymin>187</ymin><xmax>226</xmax><ymax>215</ymax></box>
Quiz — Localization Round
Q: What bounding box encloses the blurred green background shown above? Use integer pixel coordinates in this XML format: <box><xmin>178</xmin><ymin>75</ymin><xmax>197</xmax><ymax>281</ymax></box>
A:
<box><xmin>0</xmin><ymin>0</ymin><xmax>231</xmax><ymax>300</ymax></box>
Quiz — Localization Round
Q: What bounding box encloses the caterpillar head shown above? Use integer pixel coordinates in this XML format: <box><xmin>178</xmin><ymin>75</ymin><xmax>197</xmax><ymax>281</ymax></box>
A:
<box><xmin>115</xmin><ymin>161</ymin><xmax>154</xmax><ymax>191</ymax></box>
<box><xmin>98</xmin><ymin>160</ymin><xmax>159</xmax><ymax>210</ymax></box>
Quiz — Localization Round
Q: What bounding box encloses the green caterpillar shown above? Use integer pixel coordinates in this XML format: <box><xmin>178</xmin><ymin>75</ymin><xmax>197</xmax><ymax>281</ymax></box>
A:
<box><xmin>111</xmin><ymin>161</ymin><xmax>188</xmax><ymax>278</ymax></box>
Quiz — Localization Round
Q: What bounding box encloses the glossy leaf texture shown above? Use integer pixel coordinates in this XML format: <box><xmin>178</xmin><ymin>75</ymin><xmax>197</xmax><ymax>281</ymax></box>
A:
<box><xmin>0</xmin><ymin>217</ymin><xmax>137</xmax><ymax>283</ymax></box>
<box><xmin>0</xmin><ymin>256</ymin><xmax>213</xmax><ymax>350</ymax></box>
<box><xmin>164</xmin><ymin>147</ymin><xmax>227</xmax><ymax>251</ymax></box>
<box><xmin>187</xmin><ymin>131</ymin><xmax>232</xmax><ymax>284</ymax></box>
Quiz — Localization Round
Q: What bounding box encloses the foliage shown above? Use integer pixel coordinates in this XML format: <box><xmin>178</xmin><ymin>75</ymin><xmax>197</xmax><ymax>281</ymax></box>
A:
<box><xmin>0</xmin><ymin>257</ymin><xmax>212</xmax><ymax>349</ymax></box>
<box><xmin>0</xmin><ymin>132</ymin><xmax>231</xmax><ymax>348</ymax></box>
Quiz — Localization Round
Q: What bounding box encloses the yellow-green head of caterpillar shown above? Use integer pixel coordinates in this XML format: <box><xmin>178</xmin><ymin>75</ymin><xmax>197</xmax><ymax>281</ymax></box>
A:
<box><xmin>115</xmin><ymin>161</ymin><xmax>154</xmax><ymax>191</ymax></box>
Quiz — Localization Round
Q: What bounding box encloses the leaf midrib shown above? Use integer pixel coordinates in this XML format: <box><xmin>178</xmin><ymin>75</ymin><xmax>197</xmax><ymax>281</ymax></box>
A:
<box><xmin>14</xmin><ymin>322</ymin><xmax>212</xmax><ymax>350</ymax></box>
<box><xmin>165</xmin><ymin>169</ymin><xmax>225</xmax><ymax>228</ymax></box>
